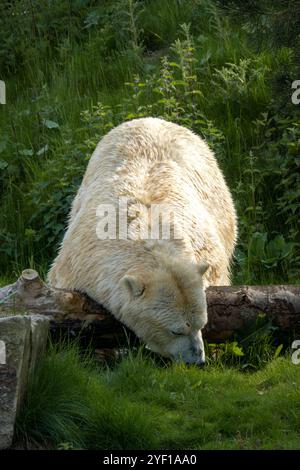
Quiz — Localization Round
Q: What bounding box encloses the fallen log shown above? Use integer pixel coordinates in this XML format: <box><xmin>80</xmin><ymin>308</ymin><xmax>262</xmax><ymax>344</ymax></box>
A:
<box><xmin>0</xmin><ymin>269</ymin><xmax>299</xmax><ymax>347</ymax></box>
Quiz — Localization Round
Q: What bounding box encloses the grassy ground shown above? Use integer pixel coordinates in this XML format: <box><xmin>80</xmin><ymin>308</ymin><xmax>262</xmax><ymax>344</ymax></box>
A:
<box><xmin>16</xmin><ymin>343</ymin><xmax>300</xmax><ymax>450</ymax></box>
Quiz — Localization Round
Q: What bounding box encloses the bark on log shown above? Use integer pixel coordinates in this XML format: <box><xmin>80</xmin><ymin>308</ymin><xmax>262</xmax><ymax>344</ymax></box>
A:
<box><xmin>0</xmin><ymin>269</ymin><xmax>299</xmax><ymax>346</ymax></box>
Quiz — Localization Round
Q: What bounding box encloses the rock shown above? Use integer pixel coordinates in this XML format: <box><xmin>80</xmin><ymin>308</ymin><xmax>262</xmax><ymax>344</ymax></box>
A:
<box><xmin>0</xmin><ymin>316</ymin><xmax>31</xmax><ymax>449</ymax></box>
<box><xmin>29</xmin><ymin>315</ymin><xmax>50</xmax><ymax>376</ymax></box>
<box><xmin>0</xmin><ymin>315</ymin><xmax>49</xmax><ymax>449</ymax></box>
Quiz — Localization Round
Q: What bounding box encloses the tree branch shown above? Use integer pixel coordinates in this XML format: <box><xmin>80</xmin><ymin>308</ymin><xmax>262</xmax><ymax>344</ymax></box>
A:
<box><xmin>0</xmin><ymin>270</ymin><xmax>299</xmax><ymax>346</ymax></box>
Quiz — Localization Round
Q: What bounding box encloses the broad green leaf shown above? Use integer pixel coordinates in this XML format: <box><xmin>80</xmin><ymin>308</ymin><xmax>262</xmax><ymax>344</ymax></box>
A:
<box><xmin>43</xmin><ymin>119</ymin><xmax>60</xmax><ymax>129</ymax></box>
<box><xmin>0</xmin><ymin>160</ymin><xmax>8</xmax><ymax>169</ymax></box>
<box><xmin>20</xmin><ymin>149</ymin><xmax>34</xmax><ymax>156</ymax></box>
<box><xmin>37</xmin><ymin>144</ymin><xmax>49</xmax><ymax>156</ymax></box>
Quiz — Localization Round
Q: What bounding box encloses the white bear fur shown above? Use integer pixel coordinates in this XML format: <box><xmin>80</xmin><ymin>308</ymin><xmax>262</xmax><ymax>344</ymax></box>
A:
<box><xmin>48</xmin><ymin>117</ymin><xmax>237</xmax><ymax>363</ymax></box>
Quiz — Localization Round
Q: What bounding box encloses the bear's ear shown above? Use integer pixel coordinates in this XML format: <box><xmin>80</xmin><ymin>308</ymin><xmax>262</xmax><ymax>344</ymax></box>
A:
<box><xmin>121</xmin><ymin>275</ymin><xmax>145</xmax><ymax>298</ymax></box>
<box><xmin>197</xmin><ymin>261</ymin><xmax>210</xmax><ymax>276</ymax></box>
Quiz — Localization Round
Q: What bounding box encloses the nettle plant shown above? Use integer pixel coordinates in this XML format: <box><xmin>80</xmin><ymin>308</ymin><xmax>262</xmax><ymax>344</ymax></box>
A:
<box><xmin>75</xmin><ymin>23</ymin><xmax>225</xmax><ymax>162</ymax></box>
<box><xmin>233</xmin><ymin>114</ymin><xmax>300</xmax><ymax>283</ymax></box>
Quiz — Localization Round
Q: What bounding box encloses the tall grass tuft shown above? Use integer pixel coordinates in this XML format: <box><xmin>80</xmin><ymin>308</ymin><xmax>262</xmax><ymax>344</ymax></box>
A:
<box><xmin>15</xmin><ymin>342</ymin><xmax>300</xmax><ymax>450</ymax></box>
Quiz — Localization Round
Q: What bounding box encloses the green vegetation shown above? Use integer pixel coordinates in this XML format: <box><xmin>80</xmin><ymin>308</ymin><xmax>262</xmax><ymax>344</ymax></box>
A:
<box><xmin>1</xmin><ymin>0</ymin><xmax>299</xmax><ymax>451</ymax></box>
<box><xmin>16</xmin><ymin>342</ymin><xmax>300</xmax><ymax>450</ymax></box>
<box><xmin>0</xmin><ymin>0</ymin><xmax>299</xmax><ymax>283</ymax></box>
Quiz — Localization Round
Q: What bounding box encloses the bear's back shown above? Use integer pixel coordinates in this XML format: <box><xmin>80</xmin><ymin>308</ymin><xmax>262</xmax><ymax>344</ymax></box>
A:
<box><xmin>75</xmin><ymin>117</ymin><xmax>222</xmax><ymax>210</ymax></box>
<box><xmin>71</xmin><ymin>118</ymin><xmax>236</xmax><ymax>254</ymax></box>
<box><xmin>85</xmin><ymin>117</ymin><xmax>216</xmax><ymax>179</ymax></box>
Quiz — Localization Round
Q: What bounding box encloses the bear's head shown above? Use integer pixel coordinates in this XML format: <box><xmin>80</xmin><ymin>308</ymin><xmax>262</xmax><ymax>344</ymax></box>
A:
<box><xmin>119</xmin><ymin>260</ymin><xmax>209</xmax><ymax>365</ymax></box>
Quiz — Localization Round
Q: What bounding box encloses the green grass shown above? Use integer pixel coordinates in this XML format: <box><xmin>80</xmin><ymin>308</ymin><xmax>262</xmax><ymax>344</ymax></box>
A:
<box><xmin>15</xmin><ymin>343</ymin><xmax>300</xmax><ymax>450</ymax></box>
<box><xmin>0</xmin><ymin>276</ymin><xmax>12</xmax><ymax>287</ymax></box>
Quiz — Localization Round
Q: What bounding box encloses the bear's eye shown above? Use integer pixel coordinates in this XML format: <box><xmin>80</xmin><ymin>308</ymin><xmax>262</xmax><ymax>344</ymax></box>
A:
<box><xmin>171</xmin><ymin>330</ymin><xmax>184</xmax><ymax>336</ymax></box>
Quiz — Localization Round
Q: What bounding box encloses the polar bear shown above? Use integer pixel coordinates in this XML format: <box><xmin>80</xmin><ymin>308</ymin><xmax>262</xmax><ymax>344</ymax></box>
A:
<box><xmin>48</xmin><ymin>117</ymin><xmax>237</xmax><ymax>365</ymax></box>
